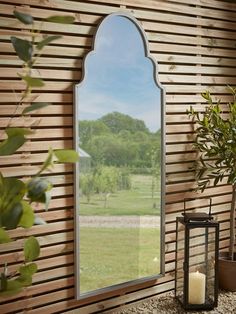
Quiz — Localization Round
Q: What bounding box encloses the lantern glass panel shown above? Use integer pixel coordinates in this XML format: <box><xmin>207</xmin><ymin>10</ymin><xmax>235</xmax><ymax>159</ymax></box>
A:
<box><xmin>188</xmin><ymin>226</ymin><xmax>216</xmax><ymax>306</ymax></box>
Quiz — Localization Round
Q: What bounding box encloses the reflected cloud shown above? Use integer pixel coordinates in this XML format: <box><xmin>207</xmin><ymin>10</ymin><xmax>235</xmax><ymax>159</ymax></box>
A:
<box><xmin>80</xmin><ymin>15</ymin><xmax>161</xmax><ymax>132</ymax></box>
<box><xmin>79</xmin><ymin>91</ymin><xmax>128</xmax><ymax>120</ymax></box>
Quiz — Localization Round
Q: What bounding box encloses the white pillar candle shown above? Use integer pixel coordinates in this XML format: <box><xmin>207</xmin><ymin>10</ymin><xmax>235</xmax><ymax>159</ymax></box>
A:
<box><xmin>188</xmin><ymin>271</ymin><xmax>206</xmax><ymax>304</ymax></box>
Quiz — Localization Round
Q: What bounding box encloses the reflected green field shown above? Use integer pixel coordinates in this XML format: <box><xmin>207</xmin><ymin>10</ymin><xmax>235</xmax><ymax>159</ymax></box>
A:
<box><xmin>80</xmin><ymin>227</ymin><xmax>160</xmax><ymax>293</ymax></box>
<box><xmin>80</xmin><ymin>174</ymin><xmax>160</xmax><ymax>216</ymax></box>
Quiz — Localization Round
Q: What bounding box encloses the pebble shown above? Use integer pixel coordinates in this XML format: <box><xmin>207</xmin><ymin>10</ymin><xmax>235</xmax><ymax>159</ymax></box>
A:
<box><xmin>112</xmin><ymin>291</ymin><xmax>236</xmax><ymax>314</ymax></box>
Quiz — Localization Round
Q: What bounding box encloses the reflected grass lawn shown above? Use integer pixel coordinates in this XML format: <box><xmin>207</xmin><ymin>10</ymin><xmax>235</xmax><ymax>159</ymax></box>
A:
<box><xmin>80</xmin><ymin>174</ymin><xmax>161</xmax><ymax>216</ymax></box>
<box><xmin>80</xmin><ymin>227</ymin><xmax>160</xmax><ymax>294</ymax></box>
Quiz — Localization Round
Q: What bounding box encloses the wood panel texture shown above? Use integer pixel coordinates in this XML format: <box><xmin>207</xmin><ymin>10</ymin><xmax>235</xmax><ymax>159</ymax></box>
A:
<box><xmin>0</xmin><ymin>0</ymin><xmax>235</xmax><ymax>313</ymax></box>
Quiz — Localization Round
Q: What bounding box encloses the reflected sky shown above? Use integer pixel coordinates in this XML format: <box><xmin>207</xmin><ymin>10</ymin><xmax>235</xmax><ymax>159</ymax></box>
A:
<box><xmin>79</xmin><ymin>15</ymin><xmax>161</xmax><ymax>132</ymax></box>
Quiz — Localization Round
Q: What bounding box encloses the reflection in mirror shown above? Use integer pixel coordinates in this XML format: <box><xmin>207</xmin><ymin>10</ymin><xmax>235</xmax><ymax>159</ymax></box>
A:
<box><xmin>75</xmin><ymin>12</ymin><xmax>165</xmax><ymax>298</ymax></box>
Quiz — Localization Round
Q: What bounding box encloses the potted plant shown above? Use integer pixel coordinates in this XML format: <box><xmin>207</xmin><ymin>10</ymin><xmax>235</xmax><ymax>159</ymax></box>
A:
<box><xmin>188</xmin><ymin>87</ymin><xmax>236</xmax><ymax>291</ymax></box>
<box><xmin>0</xmin><ymin>10</ymin><xmax>78</xmax><ymax>296</ymax></box>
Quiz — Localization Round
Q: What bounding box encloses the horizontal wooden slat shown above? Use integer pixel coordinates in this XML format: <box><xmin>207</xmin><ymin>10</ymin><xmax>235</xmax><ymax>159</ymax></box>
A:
<box><xmin>0</xmin><ymin>67</ymin><xmax>81</xmax><ymax>80</ymax></box>
<box><xmin>85</xmin><ymin>0</ymin><xmax>236</xmax><ymax>20</ymax></box>
<box><xmin>1</xmin><ymin>0</ymin><xmax>235</xmax><ymax>313</ymax></box>
<box><xmin>1</xmin><ymin>54</ymin><xmax>236</xmax><ymax>70</ymax></box>
<box><xmin>2</xmin><ymin>39</ymin><xmax>236</xmax><ymax>58</ymax></box>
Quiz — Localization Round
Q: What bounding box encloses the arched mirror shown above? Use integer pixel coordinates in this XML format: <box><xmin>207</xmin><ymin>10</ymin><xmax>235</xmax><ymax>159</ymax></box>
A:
<box><xmin>74</xmin><ymin>12</ymin><xmax>165</xmax><ymax>299</ymax></box>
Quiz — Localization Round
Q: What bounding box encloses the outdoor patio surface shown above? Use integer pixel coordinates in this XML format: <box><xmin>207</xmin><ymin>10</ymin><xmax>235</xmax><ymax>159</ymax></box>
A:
<box><xmin>113</xmin><ymin>291</ymin><xmax>236</xmax><ymax>313</ymax></box>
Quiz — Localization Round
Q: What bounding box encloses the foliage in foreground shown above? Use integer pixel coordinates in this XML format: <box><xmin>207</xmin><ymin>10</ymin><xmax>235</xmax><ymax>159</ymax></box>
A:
<box><xmin>189</xmin><ymin>88</ymin><xmax>236</xmax><ymax>192</ymax></box>
<box><xmin>188</xmin><ymin>87</ymin><xmax>236</xmax><ymax>260</ymax></box>
<box><xmin>0</xmin><ymin>10</ymin><xmax>78</xmax><ymax>296</ymax></box>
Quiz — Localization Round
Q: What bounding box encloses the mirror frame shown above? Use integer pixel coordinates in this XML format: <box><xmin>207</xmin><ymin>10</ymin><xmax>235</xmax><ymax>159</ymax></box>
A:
<box><xmin>74</xmin><ymin>11</ymin><xmax>166</xmax><ymax>300</ymax></box>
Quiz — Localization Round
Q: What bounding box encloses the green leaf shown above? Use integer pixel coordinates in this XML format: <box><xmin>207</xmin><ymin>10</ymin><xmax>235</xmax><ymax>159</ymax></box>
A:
<box><xmin>0</xmin><ymin>135</ymin><xmax>26</xmax><ymax>156</ymax></box>
<box><xmin>44</xmin><ymin>191</ymin><xmax>51</xmax><ymax>211</ymax></box>
<box><xmin>201</xmin><ymin>91</ymin><xmax>209</xmax><ymax>100</ymax></box>
<box><xmin>6</xmin><ymin>128</ymin><xmax>32</xmax><ymax>137</ymax></box>
<box><xmin>11</xmin><ymin>36</ymin><xmax>33</xmax><ymax>62</ymax></box>
<box><xmin>22</xmin><ymin>102</ymin><xmax>50</xmax><ymax>115</ymax></box>
<box><xmin>227</xmin><ymin>85</ymin><xmax>236</xmax><ymax>96</ymax></box>
<box><xmin>13</xmin><ymin>10</ymin><xmax>34</xmax><ymax>25</ymax></box>
<box><xmin>34</xmin><ymin>216</ymin><xmax>47</xmax><ymax>225</ymax></box>
<box><xmin>0</xmin><ymin>279</ymin><xmax>22</xmax><ymax>296</ymax></box>
<box><xmin>201</xmin><ymin>91</ymin><xmax>212</xmax><ymax>104</ymax></box>
<box><xmin>18</xmin><ymin>201</ymin><xmax>34</xmax><ymax>228</ymax></box>
<box><xmin>31</xmin><ymin>191</ymin><xmax>51</xmax><ymax>209</ymax></box>
<box><xmin>16</xmin><ymin>263</ymin><xmax>38</xmax><ymax>287</ymax></box>
<box><xmin>0</xmin><ymin>128</ymin><xmax>32</xmax><ymax>156</ymax></box>
<box><xmin>0</xmin><ymin>228</ymin><xmax>12</xmax><ymax>244</ymax></box>
<box><xmin>7</xmin><ymin>279</ymin><xmax>22</xmax><ymax>290</ymax></box>
<box><xmin>214</xmin><ymin>176</ymin><xmax>220</xmax><ymax>186</ymax></box>
<box><xmin>37</xmin><ymin>35</ymin><xmax>62</xmax><ymax>50</ymax></box>
<box><xmin>1</xmin><ymin>202</ymin><xmax>23</xmax><ymax>230</ymax></box>
<box><xmin>19</xmin><ymin>263</ymin><xmax>37</xmax><ymax>277</ymax></box>
<box><xmin>0</xmin><ymin>273</ymin><xmax>7</xmax><ymax>292</ymax></box>
<box><xmin>27</xmin><ymin>177</ymin><xmax>52</xmax><ymax>203</ymax></box>
<box><xmin>21</xmin><ymin>75</ymin><xmax>45</xmax><ymax>87</ymax></box>
<box><xmin>0</xmin><ymin>175</ymin><xmax>26</xmax><ymax>211</ymax></box>
<box><xmin>24</xmin><ymin>236</ymin><xmax>40</xmax><ymax>262</ymax></box>
<box><xmin>36</xmin><ymin>148</ymin><xmax>54</xmax><ymax>175</ymax></box>
<box><xmin>16</xmin><ymin>274</ymin><xmax>32</xmax><ymax>286</ymax></box>
<box><xmin>46</xmin><ymin>15</ymin><xmax>75</xmax><ymax>24</ymax></box>
<box><xmin>17</xmin><ymin>263</ymin><xmax>37</xmax><ymax>285</ymax></box>
<box><xmin>54</xmin><ymin>149</ymin><xmax>79</xmax><ymax>163</ymax></box>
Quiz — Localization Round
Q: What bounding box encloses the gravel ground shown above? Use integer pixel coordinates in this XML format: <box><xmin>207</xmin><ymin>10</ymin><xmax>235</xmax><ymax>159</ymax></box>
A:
<box><xmin>113</xmin><ymin>291</ymin><xmax>236</xmax><ymax>314</ymax></box>
<box><xmin>80</xmin><ymin>215</ymin><xmax>160</xmax><ymax>228</ymax></box>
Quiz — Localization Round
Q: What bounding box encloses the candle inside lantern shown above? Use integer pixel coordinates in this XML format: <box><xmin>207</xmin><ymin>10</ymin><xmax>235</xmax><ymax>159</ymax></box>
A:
<box><xmin>188</xmin><ymin>271</ymin><xmax>206</xmax><ymax>304</ymax></box>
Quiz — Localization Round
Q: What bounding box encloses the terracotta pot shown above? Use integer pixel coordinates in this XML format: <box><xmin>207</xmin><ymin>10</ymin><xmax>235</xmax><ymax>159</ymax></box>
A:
<box><xmin>218</xmin><ymin>252</ymin><xmax>236</xmax><ymax>291</ymax></box>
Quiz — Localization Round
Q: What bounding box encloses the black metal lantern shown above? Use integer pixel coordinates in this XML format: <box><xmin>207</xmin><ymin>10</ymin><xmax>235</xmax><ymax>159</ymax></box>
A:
<box><xmin>175</xmin><ymin>198</ymin><xmax>219</xmax><ymax>311</ymax></box>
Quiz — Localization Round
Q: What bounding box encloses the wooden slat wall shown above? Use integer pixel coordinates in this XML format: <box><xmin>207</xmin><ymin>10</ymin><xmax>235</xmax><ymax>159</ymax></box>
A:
<box><xmin>0</xmin><ymin>0</ymin><xmax>235</xmax><ymax>313</ymax></box>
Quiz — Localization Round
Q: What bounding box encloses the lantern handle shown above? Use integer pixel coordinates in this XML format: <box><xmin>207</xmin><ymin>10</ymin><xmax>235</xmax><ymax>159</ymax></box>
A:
<box><xmin>183</xmin><ymin>197</ymin><xmax>212</xmax><ymax>216</ymax></box>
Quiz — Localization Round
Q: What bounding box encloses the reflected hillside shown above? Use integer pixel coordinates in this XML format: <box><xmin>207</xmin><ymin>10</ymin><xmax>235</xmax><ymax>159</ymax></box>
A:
<box><xmin>79</xmin><ymin>111</ymin><xmax>161</xmax><ymax>169</ymax></box>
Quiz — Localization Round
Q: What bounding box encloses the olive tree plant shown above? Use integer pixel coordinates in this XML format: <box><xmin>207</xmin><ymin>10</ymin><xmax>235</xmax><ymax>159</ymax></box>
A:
<box><xmin>188</xmin><ymin>87</ymin><xmax>236</xmax><ymax>261</ymax></box>
<box><xmin>0</xmin><ymin>10</ymin><xmax>78</xmax><ymax>296</ymax></box>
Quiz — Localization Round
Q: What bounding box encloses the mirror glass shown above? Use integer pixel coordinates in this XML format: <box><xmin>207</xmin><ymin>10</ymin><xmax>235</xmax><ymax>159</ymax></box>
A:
<box><xmin>75</xmin><ymin>13</ymin><xmax>165</xmax><ymax>298</ymax></box>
